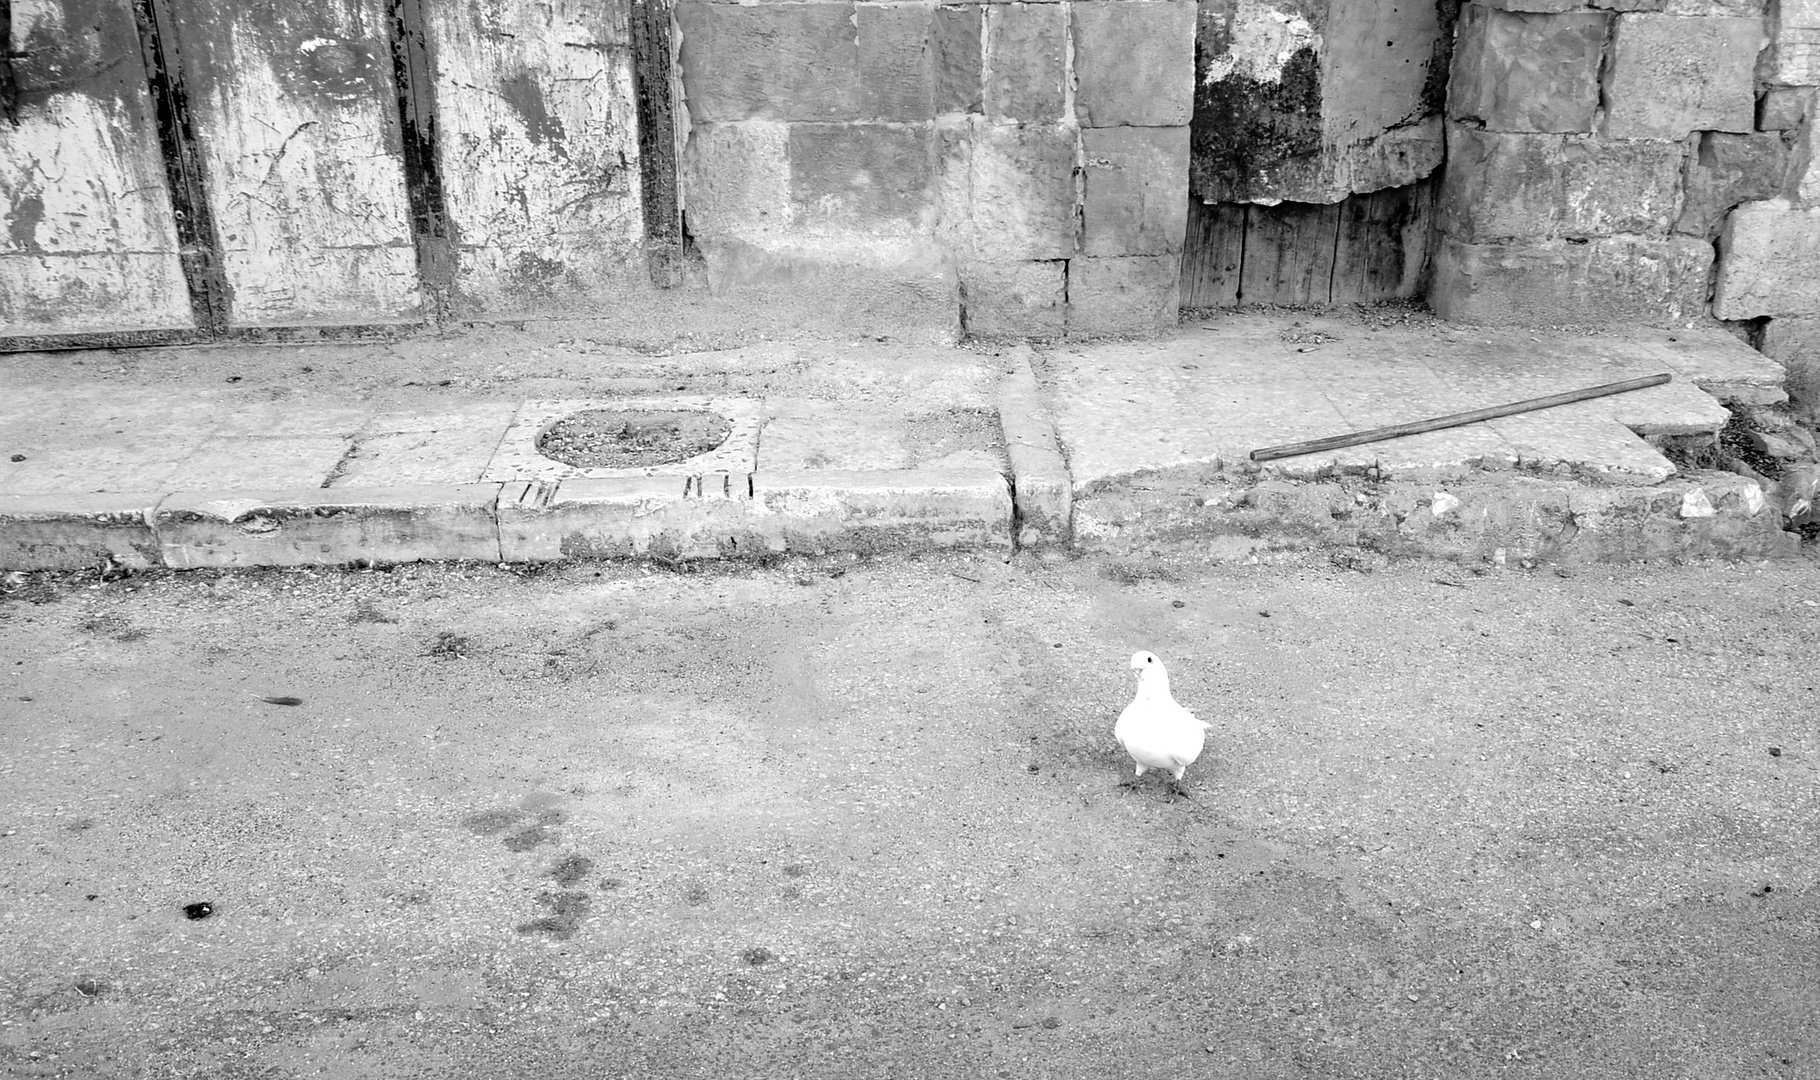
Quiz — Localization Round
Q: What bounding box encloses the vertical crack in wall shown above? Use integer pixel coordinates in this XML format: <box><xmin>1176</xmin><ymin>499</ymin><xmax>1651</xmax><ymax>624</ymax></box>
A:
<box><xmin>631</xmin><ymin>0</ymin><xmax>684</xmax><ymax>287</ymax></box>
<box><xmin>1062</xmin><ymin>0</ymin><xmax>1084</xmax><ymax>327</ymax></box>
<box><xmin>131</xmin><ymin>0</ymin><xmax>230</xmax><ymax>334</ymax></box>
<box><xmin>1234</xmin><ymin>204</ymin><xmax>1249</xmax><ymax>303</ymax></box>
<box><xmin>387</xmin><ymin>0</ymin><xmax>456</xmax><ymax>318</ymax></box>
<box><xmin>1326</xmin><ymin>203</ymin><xmax>1343</xmax><ymax>304</ymax></box>
<box><xmin>2</xmin><ymin>0</ymin><xmax>20</xmax><ymax>127</ymax></box>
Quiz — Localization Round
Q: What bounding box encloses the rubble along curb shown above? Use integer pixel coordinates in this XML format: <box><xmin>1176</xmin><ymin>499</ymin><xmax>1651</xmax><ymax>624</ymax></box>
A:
<box><xmin>0</xmin><ymin>468</ymin><xmax>1014</xmax><ymax>572</ymax></box>
<box><xmin>1073</xmin><ymin>467</ymin><xmax>1801</xmax><ymax>564</ymax></box>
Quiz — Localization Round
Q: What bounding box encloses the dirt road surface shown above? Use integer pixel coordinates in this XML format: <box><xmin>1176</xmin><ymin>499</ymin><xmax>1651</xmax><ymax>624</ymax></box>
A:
<box><xmin>2</xmin><ymin>553</ymin><xmax>1815</xmax><ymax>1079</ymax></box>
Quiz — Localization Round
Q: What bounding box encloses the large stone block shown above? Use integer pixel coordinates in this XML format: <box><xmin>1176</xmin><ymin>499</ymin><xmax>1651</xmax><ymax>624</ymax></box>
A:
<box><xmin>697</xmin><ymin>237</ymin><xmax>962</xmax><ymax>343</ymax></box>
<box><xmin>1768</xmin><ymin>0</ymin><xmax>1820</xmax><ymax>85</ymax></box>
<box><xmin>1072</xmin><ymin>1</ymin><xmax>1197</xmax><ymax>127</ymax></box>
<box><xmin>1769</xmin><ymin>29</ymin><xmax>1820</xmax><ymax>87</ymax></box>
<box><xmin>1602</xmin><ymin>14</ymin><xmax>1764</xmax><ymax>138</ymax></box>
<box><xmin>857</xmin><ymin>3</ymin><xmax>936</xmax><ymax>122</ymax></box>
<box><xmin>1760</xmin><ymin>316</ymin><xmax>1820</xmax><ymax>417</ymax></box>
<box><xmin>1439</xmin><ymin>125</ymin><xmax>1684</xmax><ymax>242</ymax></box>
<box><xmin>1676</xmin><ymin>132</ymin><xmax>1789</xmax><ymax>237</ymax></box>
<box><xmin>1067</xmin><ymin>255</ymin><xmax>1181</xmax><ymax>337</ymax></box>
<box><xmin>789</xmin><ymin>124</ymin><xmax>936</xmax><ymax>226</ymax></box>
<box><xmin>1473</xmin><ymin>0</ymin><xmax>1589</xmax><ymax>10</ymax></box>
<box><xmin>933</xmin><ymin>4</ymin><xmax>985</xmax><ymax>114</ymax></box>
<box><xmin>676</xmin><ymin>3</ymin><xmax>862</xmax><ymax>123</ymax></box>
<box><xmin>682</xmin><ymin>121</ymin><xmax>793</xmax><ymax>241</ymax></box>
<box><xmin>1448</xmin><ymin>5</ymin><xmax>1608</xmax><ymax>133</ymax></box>
<box><xmin>936</xmin><ymin>118</ymin><xmax>1078</xmax><ymax>260</ymax></box>
<box><xmin>1759</xmin><ymin>88</ymin><xmax>1814</xmax><ymax>131</ymax></box>
<box><xmin>1190</xmin><ymin>0</ymin><xmax>1446</xmax><ymax>203</ymax></box>
<box><xmin>961</xmin><ymin>259</ymin><xmax>1067</xmax><ymax>339</ymax></box>
<box><xmin>984</xmin><ymin>3</ymin><xmax>1066</xmax><ymax>122</ymax></box>
<box><xmin>1713</xmin><ymin>201</ymin><xmax>1820</xmax><ymax>318</ymax></box>
<box><xmin>1082</xmin><ymin>126</ymin><xmax>1190</xmax><ymax>257</ymax></box>
<box><xmin>1429</xmin><ymin>235</ymin><xmax>1713</xmax><ymax>324</ymax></box>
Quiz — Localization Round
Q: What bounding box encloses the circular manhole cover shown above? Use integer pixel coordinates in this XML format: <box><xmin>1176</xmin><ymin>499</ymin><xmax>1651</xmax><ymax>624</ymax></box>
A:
<box><xmin>537</xmin><ymin>408</ymin><xmax>733</xmax><ymax>469</ymax></box>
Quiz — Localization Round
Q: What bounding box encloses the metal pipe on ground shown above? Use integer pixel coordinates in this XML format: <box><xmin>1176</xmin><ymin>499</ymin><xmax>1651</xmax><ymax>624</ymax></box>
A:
<box><xmin>1249</xmin><ymin>373</ymin><xmax>1674</xmax><ymax>463</ymax></box>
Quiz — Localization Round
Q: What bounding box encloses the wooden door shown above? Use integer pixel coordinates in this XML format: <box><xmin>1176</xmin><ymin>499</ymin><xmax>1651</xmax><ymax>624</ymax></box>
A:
<box><xmin>161</xmin><ymin>0</ymin><xmax>421</xmax><ymax>326</ymax></box>
<box><xmin>1179</xmin><ymin>180</ymin><xmax>1435</xmax><ymax>309</ymax></box>
<box><xmin>1</xmin><ymin>0</ymin><xmax>196</xmax><ymax>340</ymax></box>
<box><xmin>422</xmin><ymin>0</ymin><xmax>646</xmax><ymax>316</ymax></box>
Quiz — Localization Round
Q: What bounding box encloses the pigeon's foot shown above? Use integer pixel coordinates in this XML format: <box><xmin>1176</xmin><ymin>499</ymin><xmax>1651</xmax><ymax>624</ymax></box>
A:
<box><xmin>1167</xmin><ymin>781</ymin><xmax>1192</xmax><ymax>799</ymax></box>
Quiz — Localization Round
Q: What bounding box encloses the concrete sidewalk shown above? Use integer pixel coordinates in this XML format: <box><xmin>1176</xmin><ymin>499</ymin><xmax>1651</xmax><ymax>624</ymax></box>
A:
<box><xmin>0</xmin><ymin>308</ymin><xmax>1806</xmax><ymax>570</ymax></box>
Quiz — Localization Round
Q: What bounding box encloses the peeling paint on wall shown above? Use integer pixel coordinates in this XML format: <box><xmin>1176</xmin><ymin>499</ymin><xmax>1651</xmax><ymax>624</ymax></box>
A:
<box><xmin>426</xmin><ymin>0</ymin><xmax>644</xmax><ymax>315</ymax></box>
<box><xmin>1200</xmin><ymin>0</ymin><xmax>1320</xmax><ymax>86</ymax></box>
<box><xmin>0</xmin><ymin>0</ymin><xmax>194</xmax><ymax>335</ymax></box>
<box><xmin>169</xmin><ymin>0</ymin><xmax>421</xmax><ymax>326</ymax></box>
<box><xmin>1191</xmin><ymin>0</ymin><xmax>1450</xmax><ymax>206</ymax></box>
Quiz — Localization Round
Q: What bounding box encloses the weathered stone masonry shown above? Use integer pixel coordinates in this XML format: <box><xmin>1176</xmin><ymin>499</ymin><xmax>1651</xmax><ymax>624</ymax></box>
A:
<box><xmin>674</xmin><ymin>0</ymin><xmax>1197</xmax><ymax>340</ymax></box>
<box><xmin>1430</xmin><ymin>0</ymin><xmax>1820</xmax><ymax>357</ymax></box>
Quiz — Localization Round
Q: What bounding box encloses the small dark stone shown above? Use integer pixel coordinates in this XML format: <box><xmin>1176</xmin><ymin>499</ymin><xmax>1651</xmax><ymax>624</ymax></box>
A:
<box><xmin>1026</xmin><ymin>763</ymin><xmax>1040</xmax><ymax>773</ymax></box>
<box><xmin>8</xmin><ymin>454</ymin><xmax>23</xmax><ymax>462</ymax></box>
<box><xmin>1769</xmin><ymin>746</ymin><xmax>1782</xmax><ymax>757</ymax></box>
<box><xmin>1259</xmin><ymin>610</ymin><xmax>1270</xmax><ymax>618</ymax></box>
<box><xmin>226</xmin><ymin>376</ymin><xmax>241</xmax><ymax>383</ymax></box>
<box><xmin>742</xmin><ymin>946</ymin><xmax>775</xmax><ymax>966</ymax></box>
<box><xmin>1172</xmin><ymin>600</ymin><xmax>1186</xmax><ymax>609</ymax></box>
<box><xmin>182</xmin><ymin>901</ymin><xmax>213</xmax><ymax>920</ymax></box>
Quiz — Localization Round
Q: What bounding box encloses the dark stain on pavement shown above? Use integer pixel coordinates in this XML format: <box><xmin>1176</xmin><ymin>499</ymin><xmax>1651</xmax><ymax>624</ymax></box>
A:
<box><xmin>461</xmin><ymin>809</ymin><xmax>525</xmax><ymax>835</ymax></box>
<box><xmin>548</xmin><ymin>854</ymin><xmax>594</xmax><ymax>885</ymax></box>
<box><xmin>515</xmin><ymin>891</ymin><xmax>592</xmax><ymax>939</ymax></box>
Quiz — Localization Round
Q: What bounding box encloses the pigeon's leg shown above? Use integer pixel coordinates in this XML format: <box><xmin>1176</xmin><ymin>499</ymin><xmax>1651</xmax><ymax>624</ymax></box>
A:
<box><xmin>1168</xmin><ymin>767</ymin><xmax>1192</xmax><ymax>799</ymax></box>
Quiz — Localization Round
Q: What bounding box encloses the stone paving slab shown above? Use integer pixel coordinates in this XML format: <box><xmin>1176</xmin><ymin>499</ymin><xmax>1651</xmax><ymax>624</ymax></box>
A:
<box><xmin>1045</xmin><ymin>313</ymin><xmax>1740</xmax><ymax>490</ymax></box>
<box><xmin>0</xmin><ymin>314</ymin><xmax>1798</xmax><ymax>568</ymax></box>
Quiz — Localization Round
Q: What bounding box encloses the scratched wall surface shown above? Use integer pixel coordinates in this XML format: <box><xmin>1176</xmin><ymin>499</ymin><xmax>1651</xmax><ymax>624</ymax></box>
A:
<box><xmin>165</xmin><ymin>0</ymin><xmax>420</xmax><ymax>325</ymax></box>
<box><xmin>426</xmin><ymin>0</ymin><xmax>644</xmax><ymax>316</ymax></box>
<box><xmin>0</xmin><ymin>0</ymin><xmax>194</xmax><ymax>335</ymax></box>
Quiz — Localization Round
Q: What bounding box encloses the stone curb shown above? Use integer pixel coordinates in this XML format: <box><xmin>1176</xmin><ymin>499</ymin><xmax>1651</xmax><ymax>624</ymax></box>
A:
<box><xmin>0</xmin><ymin>469</ymin><xmax>1015</xmax><ymax>571</ymax></box>
<box><xmin>996</xmin><ymin>345</ymin><xmax>1074</xmax><ymax>548</ymax></box>
<box><xmin>153</xmin><ymin>485</ymin><xmax>506</xmax><ymax>568</ymax></box>
<box><xmin>0</xmin><ymin>492</ymin><xmax>167</xmax><ymax>571</ymax></box>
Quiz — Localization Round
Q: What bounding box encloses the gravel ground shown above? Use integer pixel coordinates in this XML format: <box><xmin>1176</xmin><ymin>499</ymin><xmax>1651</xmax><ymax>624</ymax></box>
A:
<box><xmin>0</xmin><ymin>553</ymin><xmax>1815</xmax><ymax>1079</ymax></box>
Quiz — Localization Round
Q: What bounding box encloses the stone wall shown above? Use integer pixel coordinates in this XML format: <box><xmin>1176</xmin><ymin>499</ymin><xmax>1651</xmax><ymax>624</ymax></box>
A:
<box><xmin>674</xmin><ymin>0</ymin><xmax>1197</xmax><ymax>341</ymax></box>
<box><xmin>1429</xmin><ymin>0</ymin><xmax>1820</xmax><ymax>363</ymax></box>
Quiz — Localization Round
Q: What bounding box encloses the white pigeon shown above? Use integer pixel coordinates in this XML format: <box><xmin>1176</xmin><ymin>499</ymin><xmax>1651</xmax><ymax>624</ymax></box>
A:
<box><xmin>1114</xmin><ymin>650</ymin><xmax>1211</xmax><ymax>794</ymax></box>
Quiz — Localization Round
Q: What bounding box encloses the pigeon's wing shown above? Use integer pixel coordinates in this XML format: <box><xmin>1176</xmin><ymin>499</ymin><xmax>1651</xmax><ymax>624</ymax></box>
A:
<box><xmin>1113</xmin><ymin>699</ymin><xmax>1141</xmax><ymax>750</ymax></box>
